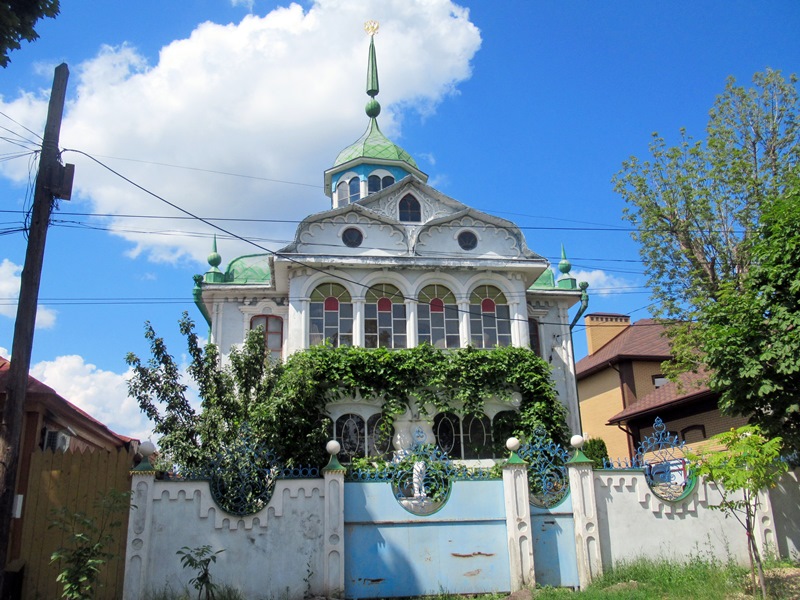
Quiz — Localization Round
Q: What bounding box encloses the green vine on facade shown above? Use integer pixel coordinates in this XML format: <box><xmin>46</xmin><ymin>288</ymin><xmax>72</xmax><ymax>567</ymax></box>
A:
<box><xmin>127</xmin><ymin>314</ymin><xmax>568</xmax><ymax>470</ymax></box>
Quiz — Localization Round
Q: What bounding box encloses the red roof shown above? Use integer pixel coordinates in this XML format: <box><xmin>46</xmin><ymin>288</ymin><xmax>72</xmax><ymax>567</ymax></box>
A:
<box><xmin>575</xmin><ymin>319</ymin><xmax>672</xmax><ymax>379</ymax></box>
<box><xmin>607</xmin><ymin>369</ymin><xmax>713</xmax><ymax>424</ymax></box>
<box><xmin>0</xmin><ymin>356</ymin><xmax>134</xmax><ymax>446</ymax></box>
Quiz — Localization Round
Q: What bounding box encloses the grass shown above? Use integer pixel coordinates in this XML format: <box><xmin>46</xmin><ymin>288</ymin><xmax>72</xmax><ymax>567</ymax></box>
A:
<box><xmin>532</xmin><ymin>555</ymin><xmax>748</xmax><ymax>599</ymax></box>
<box><xmin>144</xmin><ymin>556</ymin><xmax>799</xmax><ymax>600</ymax></box>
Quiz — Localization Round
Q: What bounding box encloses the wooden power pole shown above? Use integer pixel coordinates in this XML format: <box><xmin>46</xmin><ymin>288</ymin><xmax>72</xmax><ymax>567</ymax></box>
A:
<box><xmin>0</xmin><ymin>63</ymin><xmax>72</xmax><ymax>587</ymax></box>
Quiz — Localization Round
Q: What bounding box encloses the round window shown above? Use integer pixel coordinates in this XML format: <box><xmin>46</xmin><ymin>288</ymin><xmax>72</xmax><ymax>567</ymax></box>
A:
<box><xmin>342</xmin><ymin>227</ymin><xmax>363</xmax><ymax>248</ymax></box>
<box><xmin>457</xmin><ymin>231</ymin><xmax>477</xmax><ymax>251</ymax></box>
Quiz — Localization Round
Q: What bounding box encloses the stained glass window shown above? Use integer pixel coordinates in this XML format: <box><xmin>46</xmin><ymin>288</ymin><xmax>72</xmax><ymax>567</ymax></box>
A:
<box><xmin>469</xmin><ymin>285</ymin><xmax>512</xmax><ymax>348</ymax></box>
<box><xmin>310</xmin><ymin>283</ymin><xmax>353</xmax><ymax>347</ymax></box>
<box><xmin>418</xmin><ymin>284</ymin><xmax>460</xmax><ymax>348</ymax></box>
<box><xmin>365</xmin><ymin>283</ymin><xmax>406</xmax><ymax>348</ymax></box>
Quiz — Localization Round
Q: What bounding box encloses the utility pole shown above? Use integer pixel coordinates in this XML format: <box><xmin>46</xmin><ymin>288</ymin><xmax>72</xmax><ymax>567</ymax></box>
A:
<box><xmin>0</xmin><ymin>64</ymin><xmax>72</xmax><ymax>589</ymax></box>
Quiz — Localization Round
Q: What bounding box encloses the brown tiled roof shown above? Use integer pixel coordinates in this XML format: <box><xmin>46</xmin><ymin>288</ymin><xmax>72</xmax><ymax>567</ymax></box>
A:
<box><xmin>0</xmin><ymin>356</ymin><xmax>134</xmax><ymax>446</ymax></box>
<box><xmin>607</xmin><ymin>369</ymin><xmax>714</xmax><ymax>424</ymax></box>
<box><xmin>575</xmin><ymin>319</ymin><xmax>672</xmax><ymax>379</ymax></box>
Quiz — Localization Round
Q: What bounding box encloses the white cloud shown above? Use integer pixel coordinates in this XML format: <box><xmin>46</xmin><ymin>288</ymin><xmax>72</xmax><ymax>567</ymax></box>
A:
<box><xmin>30</xmin><ymin>355</ymin><xmax>153</xmax><ymax>441</ymax></box>
<box><xmin>231</xmin><ymin>0</ymin><xmax>255</xmax><ymax>11</ymax></box>
<box><xmin>0</xmin><ymin>0</ymin><xmax>481</xmax><ymax>267</ymax></box>
<box><xmin>0</xmin><ymin>258</ymin><xmax>57</xmax><ymax>328</ymax></box>
<box><xmin>30</xmin><ymin>354</ymin><xmax>203</xmax><ymax>445</ymax></box>
<box><xmin>570</xmin><ymin>268</ymin><xmax>636</xmax><ymax>297</ymax></box>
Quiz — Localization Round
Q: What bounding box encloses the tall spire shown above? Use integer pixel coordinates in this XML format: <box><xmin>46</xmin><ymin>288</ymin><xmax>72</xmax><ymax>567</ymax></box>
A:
<box><xmin>364</xmin><ymin>20</ymin><xmax>381</xmax><ymax>118</ymax></box>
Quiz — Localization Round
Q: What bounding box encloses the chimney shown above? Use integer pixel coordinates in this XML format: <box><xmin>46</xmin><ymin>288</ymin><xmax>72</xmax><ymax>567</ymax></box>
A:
<box><xmin>584</xmin><ymin>313</ymin><xmax>631</xmax><ymax>355</ymax></box>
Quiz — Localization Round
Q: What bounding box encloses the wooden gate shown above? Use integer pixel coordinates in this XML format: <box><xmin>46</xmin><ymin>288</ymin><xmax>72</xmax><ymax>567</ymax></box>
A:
<box><xmin>13</xmin><ymin>448</ymin><xmax>133</xmax><ymax>600</ymax></box>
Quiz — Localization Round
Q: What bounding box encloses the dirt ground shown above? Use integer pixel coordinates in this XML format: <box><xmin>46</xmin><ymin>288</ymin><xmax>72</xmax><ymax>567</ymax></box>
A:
<box><xmin>731</xmin><ymin>567</ymin><xmax>800</xmax><ymax>599</ymax></box>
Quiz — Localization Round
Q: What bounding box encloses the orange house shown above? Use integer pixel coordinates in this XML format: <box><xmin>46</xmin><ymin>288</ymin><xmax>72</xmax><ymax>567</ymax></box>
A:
<box><xmin>575</xmin><ymin>315</ymin><xmax>747</xmax><ymax>461</ymax></box>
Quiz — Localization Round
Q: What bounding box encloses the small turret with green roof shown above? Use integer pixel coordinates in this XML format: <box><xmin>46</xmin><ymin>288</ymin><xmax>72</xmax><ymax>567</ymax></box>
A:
<box><xmin>324</xmin><ymin>21</ymin><xmax>428</xmax><ymax>206</ymax></box>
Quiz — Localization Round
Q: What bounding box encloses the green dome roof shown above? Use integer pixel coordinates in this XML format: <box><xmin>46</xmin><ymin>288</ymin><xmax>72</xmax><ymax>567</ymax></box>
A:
<box><xmin>224</xmin><ymin>254</ymin><xmax>271</xmax><ymax>284</ymax></box>
<box><xmin>333</xmin><ymin>118</ymin><xmax>418</xmax><ymax>168</ymax></box>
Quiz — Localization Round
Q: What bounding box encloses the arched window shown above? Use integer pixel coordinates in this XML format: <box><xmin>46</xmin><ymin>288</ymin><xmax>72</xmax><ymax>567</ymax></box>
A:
<box><xmin>433</xmin><ymin>412</ymin><xmax>493</xmax><ymax>459</ymax></box>
<box><xmin>367</xmin><ymin>413</ymin><xmax>393</xmax><ymax>459</ymax></box>
<box><xmin>336</xmin><ymin>180</ymin><xmax>348</xmax><ymax>205</ymax></box>
<box><xmin>310</xmin><ymin>283</ymin><xmax>353</xmax><ymax>347</ymax></box>
<box><xmin>348</xmin><ymin>176</ymin><xmax>360</xmax><ymax>203</ymax></box>
<box><xmin>418</xmin><ymin>284</ymin><xmax>460</xmax><ymax>348</ymax></box>
<box><xmin>368</xmin><ymin>174</ymin><xmax>396</xmax><ymax>195</ymax></box>
<box><xmin>335</xmin><ymin>413</ymin><xmax>365</xmax><ymax>461</ymax></box>
<box><xmin>365</xmin><ymin>283</ymin><xmax>406</xmax><ymax>348</ymax></box>
<box><xmin>681</xmin><ymin>425</ymin><xmax>707</xmax><ymax>443</ymax></box>
<box><xmin>333</xmin><ymin>413</ymin><xmax>392</xmax><ymax>463</ymax></box>
<box><xmin>469</xmin><ymin>285</ymin><xmax>512</xmax><ymax>348</ymax></box>
<box><xmin>398</xmin><ymin>194</ymin><xmax>421</xmax><ymax>222</ymax></box>
<box><xmin>250</xmin><ymin>315</ymin><xmax>283</xmax><ymax>362</ymax></box>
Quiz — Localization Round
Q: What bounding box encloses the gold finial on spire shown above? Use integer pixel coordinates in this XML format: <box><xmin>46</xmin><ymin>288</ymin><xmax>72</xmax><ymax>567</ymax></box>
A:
<box><xmin>364</xmin><ymin>20</ymin><xmax>379</xmax><ymax>37</ymax></box>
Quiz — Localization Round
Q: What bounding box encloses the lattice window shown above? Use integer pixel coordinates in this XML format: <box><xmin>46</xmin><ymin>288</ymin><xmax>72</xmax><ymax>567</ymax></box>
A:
<box><xmin>398</xmin><ymin>194</ymin><xmax>421</xmax><ymax>222</ymax></box>
<box><xmin>433</xmin><ymin>412</ymin><xmax>493</xmax><ymax>459</ymax></box>
<box><xmin>469</xmin><ymin>285</ymin><xmax>512</xmax><ymax>348</ymax></box>
<box><xmin>365</xmin><ymin>283</ymin><xmax>406</xmax><ymax>348</ymax></box>
<box><xmin>310</xmin><ymin>283</ymin><xmax>353</xmax><ymax>347</ymax></box>
<box><xmin>250</xmin><ymin>315</ymin><xmax>283</xmax><ymax>362</ymax></box>
<box><xmin>334</xmin><ymin>413</ymin><xmax>393</xmax><ymax>462</ymax></box>
<box><xmin>417</xmin><ymin>284</ymin><xmax>460</xmax><ymax>348</ymax></box>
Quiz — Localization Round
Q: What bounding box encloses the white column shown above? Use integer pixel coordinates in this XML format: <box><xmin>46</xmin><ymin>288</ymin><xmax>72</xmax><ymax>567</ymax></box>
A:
<box><xmin>510</xmin><ymin>300</ymin><xmax>529</xmax><ymax>347</ymax></box>
<box><xmin>567</xmin><ymin>451</ymin><xmax>603</xmax><ymax>588</ymax></box>
<box><xmin>502</xmin><ymin>457</ymin><xmax>535</xmax><ymax>591</ymax></box>
<box><xmin>458</xmin><ymin>299</ymin><xmax>470</xmax><ymax>347</ymax></box>
<box><xmin>353</xmin><ymin>298</ymin><xmax>365</xmax><ymax>347</ymax></box>
<box><xmin>323</xmin><ymin>457</ymin><xmax>346</xmax><ymax>597</ymax></box>
<box><xmin>123</xmin><ymin>467</ymin><xmax>156</xmax><ymax>600</ymax></box>
<box><xmin>406</xmin><ymin>299</ymin><xmax>418</xmax><ymax>347</ymax></box>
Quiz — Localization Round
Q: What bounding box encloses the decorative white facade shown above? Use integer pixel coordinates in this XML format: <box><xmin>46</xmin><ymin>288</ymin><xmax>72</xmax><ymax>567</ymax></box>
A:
<box><xmin>193</xmin><ymin>29</ymin><xmax>586</xmax><ymax>460</ymax></box>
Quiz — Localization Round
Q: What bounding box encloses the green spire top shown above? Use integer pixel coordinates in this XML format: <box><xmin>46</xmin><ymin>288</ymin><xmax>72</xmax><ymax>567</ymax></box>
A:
<box><xmin>208</xmin><ymin>235</ymin><xmax>222</xmax><ymax>270</ymax></box>
<box><xmin>364</xmin><ymin>21</ymin><xmax>381</xmax><ymax>118</ymax></box>
<box><xmin>558</xmin><ymin>244</ymin><xmax>571</xmax><ymax>275</ymax></box>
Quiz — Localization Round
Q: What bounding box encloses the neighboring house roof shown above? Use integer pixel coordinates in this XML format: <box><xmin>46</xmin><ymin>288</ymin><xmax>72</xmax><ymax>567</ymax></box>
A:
<box><xmin>607</xmin><ymin>369</ymin><xmax>714</xmax><ymax>424</ymax></box>
<box><xmin>575</xmin><ymin>319</ymin><xmax>672</xmax><ymax>379</ymax></box>
<box><xmin>0</xmin><ymin>356</ymin><xmax>134</xmax><ymax>447</ymax></box>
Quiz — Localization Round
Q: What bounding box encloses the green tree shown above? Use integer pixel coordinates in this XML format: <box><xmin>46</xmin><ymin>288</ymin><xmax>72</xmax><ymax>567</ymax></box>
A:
<box><xmin>701</xmin><ymin>181</ymin><xmax>800</xmax><ymax>452</ymax></box>
<box><xmin>0</xmin><ymin>1</ymin><xmax>60</xmax><ymax>67</ymax></box>
<box><xmin>614</xmin><ymin>69</ymin><xmax>799</xmax><ymax>376</ymax></box>
<box><xmin>686</xmin><ymin>426</ymin><xmax>788</xmax><ymax>599</ymax></box>
<box><xmin>127</xmin><ymin>314</ymin><xmax>567</xmax><ymax>472</ymax></box>
<box><xmin>49</xmin><ymin>490</ymin><xmax>131</xmax><ymax>600</ymax></box>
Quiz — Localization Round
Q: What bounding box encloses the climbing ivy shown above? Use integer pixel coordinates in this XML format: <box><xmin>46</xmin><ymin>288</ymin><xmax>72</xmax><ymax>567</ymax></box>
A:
<box><xmin>128</xmin><ymin>315</ymin><xmax>569</xmax><ymax>470</ymax></box>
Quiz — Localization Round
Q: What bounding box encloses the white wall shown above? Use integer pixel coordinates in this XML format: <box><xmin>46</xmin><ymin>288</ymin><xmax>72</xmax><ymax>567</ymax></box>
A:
<box><xmin>124</xmin><ymin>477</ymin><xmax>325</xmax><ymax>599</ymax></box>
<box><xmin>593</xmin><ymin>471</ymin><xmax>760</xmax><ymax>567</ymax></box>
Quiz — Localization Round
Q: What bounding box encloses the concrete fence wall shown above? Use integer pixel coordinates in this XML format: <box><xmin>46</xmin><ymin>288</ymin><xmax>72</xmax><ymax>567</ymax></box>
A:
<box><xmin>122</xmin><ymin>460</ymin><xmax>800</xmax><ymax>599</ymax></box>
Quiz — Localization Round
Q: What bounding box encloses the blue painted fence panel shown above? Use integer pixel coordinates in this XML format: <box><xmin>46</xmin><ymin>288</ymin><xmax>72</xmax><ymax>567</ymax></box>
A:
<box><xmin>530</xmin><ymin>493</ymin><xmax>579</xmax><ymax>588</ymax></box>
<box><xmin>344</xmin><ymin>480</ymin><xmax>511</xmax><ymax>599</ymax></box>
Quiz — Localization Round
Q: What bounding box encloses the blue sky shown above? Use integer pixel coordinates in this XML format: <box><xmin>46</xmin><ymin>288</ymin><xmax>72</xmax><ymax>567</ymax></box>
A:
<box><xmin>1</xmin><ymin>0</ymin><xmax>799</xmax><ymax>439</ymax></box>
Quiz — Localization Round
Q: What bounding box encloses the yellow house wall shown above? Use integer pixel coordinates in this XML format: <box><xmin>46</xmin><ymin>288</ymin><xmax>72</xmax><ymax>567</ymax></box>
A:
<box><xmin>578</xmin><ymin>369</ymin><xmax>630</xmax><ymax>460</ymax></box>
<box><xmin>630</xmin><ymin>361</ymin><xmax>666</xmax><ymax>399</ymax></box>
<box><xmin>638</xmin><ymin>408</ymin><xmax>750</xmax><ymax>455</ymax></box>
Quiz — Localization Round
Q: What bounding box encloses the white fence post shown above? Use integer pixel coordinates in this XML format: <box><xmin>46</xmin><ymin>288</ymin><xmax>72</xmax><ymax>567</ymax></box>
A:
<box><xmin>323</xmin><ymin>442</ymin><xmax>346</xmax><ymax>598</ymax></box>
<box><xmin>502</xmin><ymin>440</ymin><xmax>535</xmax><ymax>591</ymax></box>
<box><xmin>567</xmin><ymin>449</ymin><xmax>603</xmax><ymax>588</ymax></box>
<box><xmin>123</xmin><ymin>450</ymin><xmax>157</xmax><ymax>600</ymax></box>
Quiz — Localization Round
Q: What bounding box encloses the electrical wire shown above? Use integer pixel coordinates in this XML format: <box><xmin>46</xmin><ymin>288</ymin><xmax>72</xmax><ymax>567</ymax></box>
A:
<box><xmin>40</xmin><ymin>149</ymin><xmax>655</xmax><ymax>329</ymax></box>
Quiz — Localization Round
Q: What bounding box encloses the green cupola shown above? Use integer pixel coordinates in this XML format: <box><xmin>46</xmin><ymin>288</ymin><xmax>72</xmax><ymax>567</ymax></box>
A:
<box><xmin>324</xmin><ymin>21</ymin><xmax>428</xmax><ymax>207</ymax></box>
